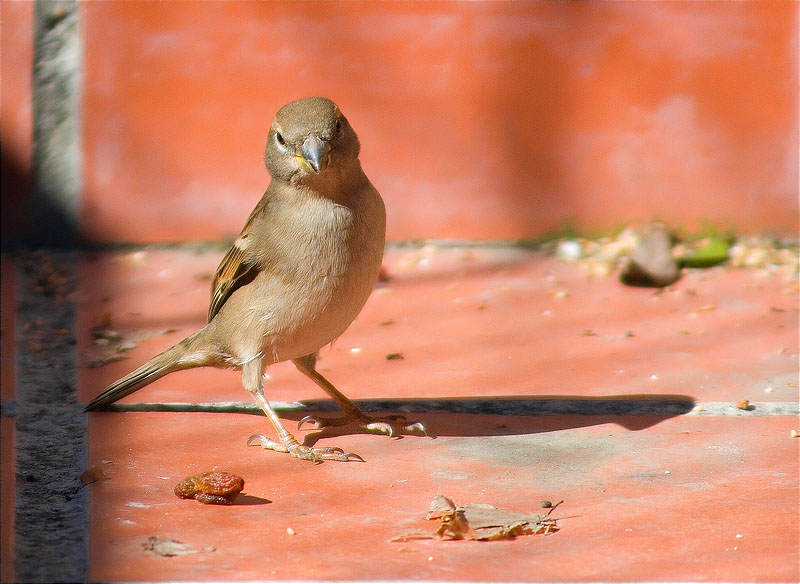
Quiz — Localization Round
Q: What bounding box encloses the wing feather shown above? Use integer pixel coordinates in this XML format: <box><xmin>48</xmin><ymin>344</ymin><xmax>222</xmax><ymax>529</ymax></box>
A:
<box><xmin>208</xmin><ymin>195</ymin><xmax>271</xmax><ymax>322</ymax></box>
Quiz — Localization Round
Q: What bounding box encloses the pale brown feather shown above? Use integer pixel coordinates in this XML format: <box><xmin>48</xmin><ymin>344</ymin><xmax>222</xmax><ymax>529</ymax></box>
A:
<box><xmin>208</xmin><ymin>195</ymin><xmax>271</xmax><ymax>321</ymax></box>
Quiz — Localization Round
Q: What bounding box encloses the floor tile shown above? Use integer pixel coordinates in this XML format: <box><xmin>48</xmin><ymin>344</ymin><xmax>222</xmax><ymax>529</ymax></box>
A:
<box><xmin>74</xmin><ymin>246</ymin><xmax>798</xmax><ymax>581</ymax></box>
<box><xmin>86</xmin><ymin>413</ymin><xmax>797</xmax><ymax>582</ymax></box>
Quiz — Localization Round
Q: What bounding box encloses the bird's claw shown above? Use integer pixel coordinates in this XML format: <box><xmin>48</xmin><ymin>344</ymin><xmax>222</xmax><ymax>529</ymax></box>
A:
<box><xmin>297</xmin><ymin>413</ymin><xmax>427</xmax><ymax>438</ymax></box>
<box><xmin>403</xmin><ymin>421</ymin><xmax>427</xmax><ymax>436</ymax></box>
<box><xmin>297</xmin><ymin>415</ymin><xmax>324</xmax><ymax>431</ymax></box>
<box><xmin>246</xmin><ymin>433</ymin><xmax>364</xmax><ymax>463</ymax></box>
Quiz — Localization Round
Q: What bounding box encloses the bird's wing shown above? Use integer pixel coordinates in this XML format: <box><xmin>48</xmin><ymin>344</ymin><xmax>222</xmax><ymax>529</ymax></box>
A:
<box><xmin>208</xmin><ymin>195</ymin><xmax>270</xmax><ymax>322</ymax></box>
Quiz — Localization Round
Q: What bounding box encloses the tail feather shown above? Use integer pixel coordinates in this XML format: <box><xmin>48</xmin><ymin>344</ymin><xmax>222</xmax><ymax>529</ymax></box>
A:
<box><xmin>84</xmin><ymin>329</ymin><xmax>211</xmax><ymax>411</ymax></box>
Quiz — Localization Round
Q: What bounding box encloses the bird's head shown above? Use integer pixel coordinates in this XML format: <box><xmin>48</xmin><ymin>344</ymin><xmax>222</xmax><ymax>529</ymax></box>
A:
<box><xmin>264</xmin><ymin>97</ymin><xmax>361</xmax><ymax>183</ymax></box>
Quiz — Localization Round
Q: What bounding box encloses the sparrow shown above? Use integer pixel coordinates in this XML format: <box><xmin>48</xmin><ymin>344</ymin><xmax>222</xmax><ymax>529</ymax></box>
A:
<box><xmin>85</xmin><ymin>97</ymin><xmax>424</xmax><ymax>462</ymax></box>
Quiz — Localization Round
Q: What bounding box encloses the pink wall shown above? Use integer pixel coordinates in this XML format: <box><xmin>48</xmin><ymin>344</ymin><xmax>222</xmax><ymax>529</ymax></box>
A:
<box><xmin>3</xmin><ymin>1</ymin><xmax>798</xmax><ymax>243</ymax></box>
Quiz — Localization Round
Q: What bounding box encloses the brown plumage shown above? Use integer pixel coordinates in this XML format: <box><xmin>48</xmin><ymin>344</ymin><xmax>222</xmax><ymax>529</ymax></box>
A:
<box><xmin>85</xmin><ymin>97</ymin><xmax>424</xmax><ymax>462</ymax></box>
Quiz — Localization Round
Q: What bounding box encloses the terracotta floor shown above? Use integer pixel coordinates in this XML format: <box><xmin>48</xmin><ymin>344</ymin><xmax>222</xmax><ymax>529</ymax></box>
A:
<box><xmin>1</xmin><ymin>245</ymin><xmax>798</xmax><ymax>582</ymax></box>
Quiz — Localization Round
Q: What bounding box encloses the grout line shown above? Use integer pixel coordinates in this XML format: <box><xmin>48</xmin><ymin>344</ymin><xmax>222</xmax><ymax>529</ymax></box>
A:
<box><xmin>74</xmin><ymin>399</ymin><xmax>800</xmax><ymax>417</ymax></box>
<box><xmin>14</xmin><ymin>252</ymin><xmax>87</xmax><ymax>583</ymax></box>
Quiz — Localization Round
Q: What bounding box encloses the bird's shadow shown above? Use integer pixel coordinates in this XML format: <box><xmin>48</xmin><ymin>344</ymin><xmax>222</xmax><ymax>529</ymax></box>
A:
<box><xmin>107</xmin><ymin>393</ymin><xmax>696</xmax><ymax>448</ymax></box>
<box><xmin>275</xmin><ymin>394</ymin><xmax>696</xmax><ymax>447</ymax></box>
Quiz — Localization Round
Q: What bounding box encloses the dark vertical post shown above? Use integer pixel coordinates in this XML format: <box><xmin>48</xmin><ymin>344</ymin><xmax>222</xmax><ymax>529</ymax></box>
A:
<box><xmin>31</xmin><ymin>0</ymin><xmax>82</xmax><ymax>246</ymax></box>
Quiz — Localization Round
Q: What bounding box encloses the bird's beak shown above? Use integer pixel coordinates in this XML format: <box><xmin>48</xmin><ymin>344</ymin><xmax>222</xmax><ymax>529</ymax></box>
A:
<box><xmin>296</xmin><ymin>135</ymin><xmax>330</xmax><ymax>174</ymax></box>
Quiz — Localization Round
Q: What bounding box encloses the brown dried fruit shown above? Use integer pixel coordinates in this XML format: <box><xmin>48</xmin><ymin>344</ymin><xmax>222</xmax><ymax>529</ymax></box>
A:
<box><xmin>736</xmin><ymin>399</ymin><xmax>751</xmax><ymax>411</ymax></box>
<box><xmin>174</xmin><ymin>471</ymin><xmax>244</xmax><ymax>505</ymax></box>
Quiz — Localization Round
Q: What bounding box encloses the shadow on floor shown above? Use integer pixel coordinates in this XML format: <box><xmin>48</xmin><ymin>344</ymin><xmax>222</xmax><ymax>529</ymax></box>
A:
<box><xmin>107</xmin><ymin>394</ymin><xmax>696</xmax><ymax>444</ymax></box>
<box><xmin>289</xmin><ymin>394</ymin><xmax>696</xmax><ymax>444</ymax></box>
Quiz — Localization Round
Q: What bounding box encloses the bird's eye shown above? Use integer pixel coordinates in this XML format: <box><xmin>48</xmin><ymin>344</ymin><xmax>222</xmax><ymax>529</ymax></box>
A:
<box><xmin>275</xmin><ymin>131</ymin><xmax>286</xmax><ymax>148</ymax></box>
<box><xmin>335</xmin><ymin>119</ymin><xmax>343</xmax><ymax>136</ymax></box>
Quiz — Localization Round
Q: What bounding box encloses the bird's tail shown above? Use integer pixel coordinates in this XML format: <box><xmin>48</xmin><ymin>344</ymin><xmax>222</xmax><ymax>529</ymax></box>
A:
<box><xmin>84</xmin><ymin>328</ymin><xmax>212</xmax><ymax>411</ymax></box>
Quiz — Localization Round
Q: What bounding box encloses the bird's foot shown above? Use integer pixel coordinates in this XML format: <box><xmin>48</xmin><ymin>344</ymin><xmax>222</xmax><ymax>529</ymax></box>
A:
<box><xmin>298</xmin><ymin>411</ymin><xmax>427</xmax><ymax>438</ymax></box>
<box><xmin>246</xmin><ymin>433</ymin><xmax>364</xmax><ymax>463</ymax></box>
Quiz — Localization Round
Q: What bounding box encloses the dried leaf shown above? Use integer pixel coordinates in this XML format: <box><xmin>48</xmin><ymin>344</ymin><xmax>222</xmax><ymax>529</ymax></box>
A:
<box><xmin>82</xmin><ymin>328</ymin><xmax>173</xmax><ymax>368</ymax></box>
<box><xmin>393</xmin><ymin>496</ymin><xmax>561</xmax><ymax>542</ymax></box>
<box><xmin>435</xmin><ymin>506</ymin><xmax>475</xmax><ymax>540</ymax></box>
<box><xmin>461</xmin><ymin>503</ymin><xmax>559</xmax><ymax>540</ymax></box>
<box><xmin>620</xmin><ymin>223</ymin><xmax>679</xmax><ymax>287</ymax></box>
<box><xmin>425</xmin><ymin>494</ymin><xmax>456</xmax><ymax>520</ymax></box>
<box><xmin>389</xmin><ymin>530</ymin><xmax>435</xmax><ymax>542</ymax></box>
<box><xmin>99</xmin><ymin>312</ymin><xmax>113</xmax><ymax>328</ymax></box>
<box><xmin>91</xmin><ymin>329</ymin><xmax>123</xmax><ymax>342</ymax></box>
<box><xmin>142</xmin><ymin>536</ymin><xmax>214</xmax><ymax>557</ymax></box>
<box><xmin>80</xmin><ymin>464</ymin><xmax>110</xmax><ymax>485</ymax></box>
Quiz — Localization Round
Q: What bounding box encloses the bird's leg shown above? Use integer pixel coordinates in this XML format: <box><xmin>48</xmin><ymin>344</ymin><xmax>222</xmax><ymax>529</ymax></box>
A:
<box><xmin>293</xmin><ymin>354</ymin><xmax>426</xmax><ymax>437</ymax></box>
<box><xmin>242</xmin><ymin>357</ymin><xmax>363</xmax><ymax>462</ymax></box>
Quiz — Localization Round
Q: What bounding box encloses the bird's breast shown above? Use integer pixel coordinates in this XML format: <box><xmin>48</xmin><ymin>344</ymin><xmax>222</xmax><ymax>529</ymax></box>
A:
<box><xmin>229</xmin><ymin>183</ymin><xmax>385</xmax><ymax>364</ymax></box>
